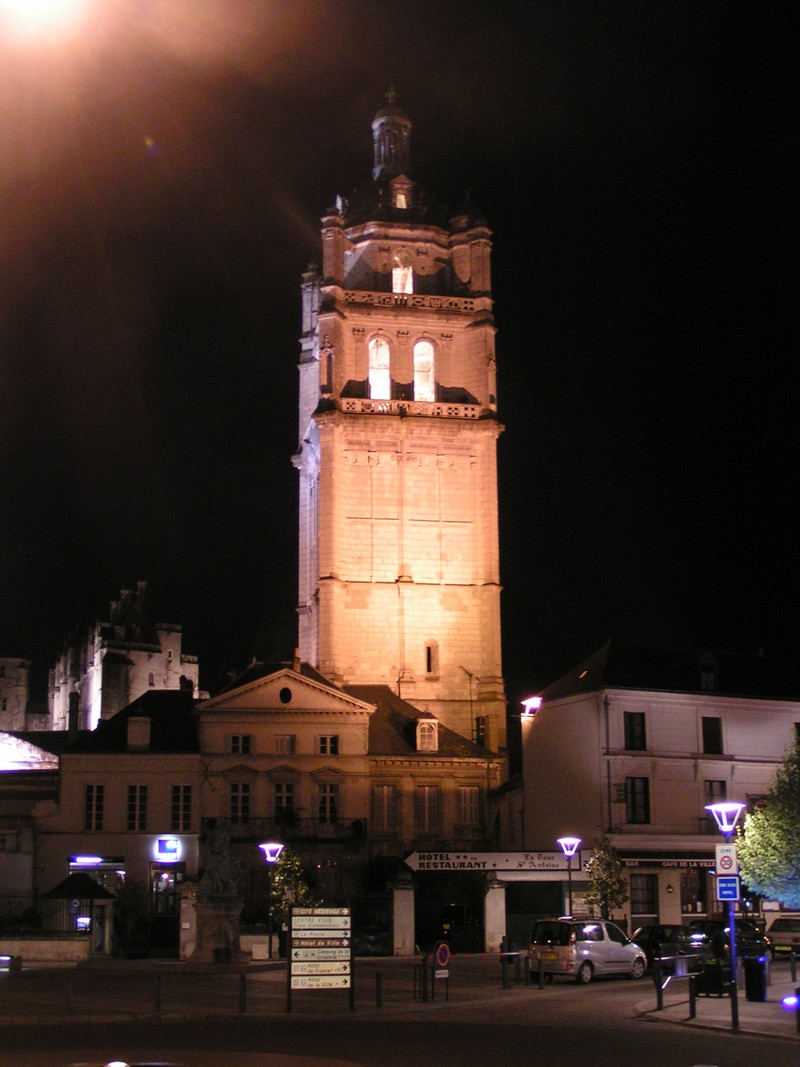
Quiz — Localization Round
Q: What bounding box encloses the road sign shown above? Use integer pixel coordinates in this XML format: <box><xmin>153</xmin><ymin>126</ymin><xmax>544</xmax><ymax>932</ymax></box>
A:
<box><xmin>292</xmin><ymin>914</ymin><xmax>351</xmax><ymax>930</ymax></box>
<box><xmin>405</xmin><ymin>850</ymin><xmax>579</xmax><ymax>872</ymax></box>
<box><xmin>291</xmin><ymin>961</ymin><xmax>351</xmax><ymax>975</ymax></box>
<box><xmin>290</xmin><ymin>975</ymin><xmax>351</xmax><ymax>989</ymax></box>
<box><xmin>288</xmin><ymin>905</ymin><xmax>354</xmax><ymax>1011</ymax></box>
<box><xmin>291</xmin><ymin>947</ymin><xmax>351</xmax><ymax>961</ymax></box>
<box><xmin>716</xmin><ymin>844</ymin><xmax>737</xmax><ymax>875</ymax></box>
<box><xmin>717</xmin><ymin>875</ymin><xmax>740</xmax><ymax>901</ymax></box>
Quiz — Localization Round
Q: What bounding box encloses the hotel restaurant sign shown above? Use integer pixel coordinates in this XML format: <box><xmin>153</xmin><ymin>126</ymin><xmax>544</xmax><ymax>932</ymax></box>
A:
<box><xmin>620</xmin><ymin>851</ymin><xmax>715</xmax><ymax>869</ymax></box>
<box><xmin>405</xmin><ymin>851</ymin><xmax>580</xmax><ymax>872</ymax></box>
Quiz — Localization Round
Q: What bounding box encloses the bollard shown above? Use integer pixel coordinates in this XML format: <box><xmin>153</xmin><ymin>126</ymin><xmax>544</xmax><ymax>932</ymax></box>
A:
<box><xmin>689</xmin><ymin>973</ymin><xmax>697</xmax><ymax>1019</ymax></box>
<box><xmin>791</xmin><ymin>950</ymin><xmax>797</xmax><ymax>984</ymax></box>
<box><xmin>514</xmin><ymin>952</ymin><xmax>521</xmax><ymax>982</ymax></box>
<box><xmin>375</xmin><ymin>971</ymin><xmax>382</xmax><ymax>1007</ymax></box>
<box><xmin>501</xmin><ymin>954</ymin><xmax>510</xmax><ymax>989</ymax></box>
<box><xmin>239</xmin><ymin>972</ymin><xmax>246</xmax><ymax>1013</ymax></box>
<box><xmin>538</xmin><ymin>956</ymin><xmax>544</xmax><ymax>990</ymax></box>
<box><xmin>654</xmin><ymin>959</ymin><xmax>664</xmax><ymax>1010</ymax></box>
<box><xmin>796</xmin><ymin>987</ymin><xmax>800</xmax><ymax>1036</ymax></box>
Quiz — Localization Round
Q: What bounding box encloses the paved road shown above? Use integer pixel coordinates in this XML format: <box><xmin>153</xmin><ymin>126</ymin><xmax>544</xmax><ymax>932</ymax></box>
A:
<box><xmin>0</xmin><ymin>954</ymin><xmax>796</xmax><ymax>1066</ymax></box>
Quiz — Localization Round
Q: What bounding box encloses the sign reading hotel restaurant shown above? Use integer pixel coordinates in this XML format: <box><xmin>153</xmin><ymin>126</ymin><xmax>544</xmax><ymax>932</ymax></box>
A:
<box><xmin>287</xmin><ymin>907</ymin><xmax>354</xmax><ymax>1012</ymax></box>
<box><xmin>405</xmin><ymin>851</ymin><xmax>580</xmax><ymax>872</ymax></box>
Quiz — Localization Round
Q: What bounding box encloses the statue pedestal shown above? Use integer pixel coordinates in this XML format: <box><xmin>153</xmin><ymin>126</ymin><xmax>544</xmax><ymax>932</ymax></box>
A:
<box><xmin>191</xmin><ymin>897</ymin><xmax>250</xmax><ymax>964</ymax></box>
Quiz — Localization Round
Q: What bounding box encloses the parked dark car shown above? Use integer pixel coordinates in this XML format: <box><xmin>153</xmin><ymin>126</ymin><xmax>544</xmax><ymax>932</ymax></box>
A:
<box><xmin>686</xmin><ymin>918</ymin><xmax>771</xmax><ymax>961</ymax></box>
<box><xmin>630</xmin><ymin>924</ymin><xmax>707</xmax><ymax>970</ymax></box>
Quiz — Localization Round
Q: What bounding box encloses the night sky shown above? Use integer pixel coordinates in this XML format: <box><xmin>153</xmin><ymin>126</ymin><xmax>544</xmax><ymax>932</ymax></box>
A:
<box><xmin>0</xmin><ymin>2</ymin><xmax>795</xmax><ymax>712</ymax></box>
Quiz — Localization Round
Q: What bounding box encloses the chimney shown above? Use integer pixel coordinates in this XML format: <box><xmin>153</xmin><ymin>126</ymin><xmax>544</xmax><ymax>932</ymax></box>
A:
<box><xmin>127</xmin><ymin>716</ymin><xmax>151</xmax><ymax>752</ymax></box>
<box><xmin>293</xmin><ymin>648</ymin><xmax>301</xmax><ymax>672</ymax></box>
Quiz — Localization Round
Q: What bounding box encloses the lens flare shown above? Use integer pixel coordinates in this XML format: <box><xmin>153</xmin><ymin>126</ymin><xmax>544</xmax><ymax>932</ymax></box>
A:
<box><xmin>0</xmin><ymin>0</ymin><xmax>92</xmax><ymax>43</ymax></box>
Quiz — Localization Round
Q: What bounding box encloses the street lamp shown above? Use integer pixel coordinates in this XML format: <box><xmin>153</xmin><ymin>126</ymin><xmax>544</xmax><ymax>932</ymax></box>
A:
<box><xmin>259</xmin><ymin>841</ymin><xmax>284</xmax><ymax>959</ymax></box>
<box><xmin>557</xmin><ymin>836</ymin><xmax>582</xmax><ymax>918</ymax></box>
<box><xmin>705</xmin><ymin>801</ymin><xmax>745</xmax><ymax>1031</ymax></box>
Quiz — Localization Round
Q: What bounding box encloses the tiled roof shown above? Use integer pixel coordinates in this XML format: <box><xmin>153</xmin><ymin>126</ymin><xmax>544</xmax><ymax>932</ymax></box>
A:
<box><xmin>540</xmin><ymin>641</ymin><xmax>800</xmax><ymax>702</ymax></box>
<box><xmin>345</xmin><ymin>684</ymin><xmax>493</xmax><ymax>758</ymax></box>
<box><xmin>63</xmin><ymin>690</ymin><xmax>200</xmax><ymax>754</ymax></box>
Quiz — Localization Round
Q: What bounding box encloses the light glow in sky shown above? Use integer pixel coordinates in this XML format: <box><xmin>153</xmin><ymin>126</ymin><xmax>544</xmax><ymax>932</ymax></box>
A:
<box><xmin>0</xmin><ymin>0</ymin><xmax>92</xmax><ymax>43</ymax></box>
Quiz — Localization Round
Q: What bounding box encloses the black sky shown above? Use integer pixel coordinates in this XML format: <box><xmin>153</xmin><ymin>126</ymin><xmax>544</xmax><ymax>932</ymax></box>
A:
<box><xmin>0</xmin><ymin>1</ymin><xmax>795</xmax><ymax>710</ymax></box>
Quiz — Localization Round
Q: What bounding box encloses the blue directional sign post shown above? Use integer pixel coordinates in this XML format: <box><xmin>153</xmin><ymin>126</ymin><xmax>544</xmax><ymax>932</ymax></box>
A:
<box><xmin>717</xmin><ymin>875</ymin><xmax>740</xmax><ymax>901</ymax></box>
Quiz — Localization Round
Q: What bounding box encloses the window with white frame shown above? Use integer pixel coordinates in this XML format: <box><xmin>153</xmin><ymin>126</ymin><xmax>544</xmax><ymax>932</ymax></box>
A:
<box><xmin>416</xmin><ymin>720</ymin><xmax>438</xmax><ymax>752</ymax></box>
<box><xmin>230</xmin><ymin>782</ymin><xmax>250</xmax><ymax>823</ymax></box>
<box><xmin>171</xmin><ymin>784</ymin><xmax>192</xmax><ymax>832</ymax></box>
<box><xmin>230</xmin><ymin>734</ymin><xmax>252</xmax><ymax>755</ymax></box>
<box><xmin>127</xmin><ymin>784</ymin><xmax>148</xmax><ymax>831</ymax></box>
<box><xmin>368</xmin><ymin>337</ymin><xmax>391</xmax><ymax>400</ymax></box>
<box><xmin>318</xmin><ymin>782</ymin><xmax>339</xmax><ymax>824</ymax></box>
<box><xmin>274</xmin><ymin>781</ymin><xmax>295</xmax><ymax>817</ymax></box>
<box><xmin>84</xmin><ymin>784</ymin><xmax>104</xmax><ymax>831</ymax></box>
<box><xmin>317</xmin><ymin>735</ymin><xmax>339</xmax><ymax>755</ymax></box>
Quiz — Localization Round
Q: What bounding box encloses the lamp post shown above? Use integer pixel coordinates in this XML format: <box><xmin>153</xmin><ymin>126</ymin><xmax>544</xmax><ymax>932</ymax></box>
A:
<box><xmin>705</xmin><ymin>801</ymin><xmax>745</xmax><ymax>1032</ymax></box>
<box><xmin>259</xmin><ymin>841</ymin><xmax>284</xmax><ymax>960</ymax></box>
<box><xmin>557</xmin><ymin>836</ymin><xmax>582</xmax><ymax>918</ymax></box>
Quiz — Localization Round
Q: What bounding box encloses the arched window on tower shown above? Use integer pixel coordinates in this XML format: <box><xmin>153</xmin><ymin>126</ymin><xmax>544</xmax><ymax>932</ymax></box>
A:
<box><xmin>368</xmin><ymin>337</ymin><xmax>391</xmax><ymax>400</ymax></box>
<box><xmin>413</xmin><ymin>340</ymin><xmax>435</xmax><ymax>402</ymax></box>
<box><xmin>392</xmin><ymin>253</ymin><xmax>414</xmax><ymax>295</ymax></box>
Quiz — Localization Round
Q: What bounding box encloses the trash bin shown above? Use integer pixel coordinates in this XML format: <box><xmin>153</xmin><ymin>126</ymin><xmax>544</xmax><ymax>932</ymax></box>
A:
<box><xmin>696</xmin><ymin>960</ymin><xmax>731</xmax><ymax>996</ymax></box>
<box><xmin>744</xmin><ymin>956</ymin><xmax>768</xmax><ymax>1002</ymax></box>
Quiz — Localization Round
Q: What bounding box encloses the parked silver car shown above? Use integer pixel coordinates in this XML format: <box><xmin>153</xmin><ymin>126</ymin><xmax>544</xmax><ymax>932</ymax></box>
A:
<box><xmin>528</xmin><ymin>918</ymin><xmax>647</xmax><ymax>983</ymax></box>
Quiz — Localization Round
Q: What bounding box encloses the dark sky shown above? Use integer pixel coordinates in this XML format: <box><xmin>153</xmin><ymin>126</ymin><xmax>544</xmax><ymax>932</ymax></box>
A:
<box><xmin>0</xmin><ymin>1</ymin><xmax>795</xmax><ymax>710</ymax></box>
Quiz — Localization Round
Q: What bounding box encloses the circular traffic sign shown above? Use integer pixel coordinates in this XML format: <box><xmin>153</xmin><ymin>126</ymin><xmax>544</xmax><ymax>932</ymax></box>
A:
<box><xmin>719</xmin><ymin>854</ymin><xmax>734</xmax><ymax>871</ymax></box>
<box><xmin>434</xmin><ymin>940</ymin><xmax>450</xmax><ymax>967</ymax></box>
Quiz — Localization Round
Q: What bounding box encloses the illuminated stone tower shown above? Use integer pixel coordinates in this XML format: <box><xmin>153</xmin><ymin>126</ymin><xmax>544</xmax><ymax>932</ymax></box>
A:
<box><xmin>294</xmin><ymin>94</ymin><xmax>506</xmax><ymax>751</ymax></box>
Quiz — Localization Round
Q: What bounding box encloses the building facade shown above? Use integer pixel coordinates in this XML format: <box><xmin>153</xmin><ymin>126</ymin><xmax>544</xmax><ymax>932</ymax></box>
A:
<box><xmin>0</xmin><ymin>658</ymin><xmax>30</xmax><ymax>732</ymax></box>
<box><xmin>293</xmin><ymin>93</ymin><xmax>506</xmax><ymax>752</ymax></box>
<box><xmin>514</xmin><ymin>642</ymin><xmax>800</xmax><ymax>932</ymax></box>
<box><xmin>48</xmin><ymin>582</ymin><xmax>201</xmax><ymax>731</ymax></box>
<box><xmin>199</xmin><ymin>659</ymin><xmax>504</xmax><ymax>951</ymax></box>
<box><xmin>33</xmin><ymin>690</ymin><xmax>202</xmax><ymax>952</ymax></box>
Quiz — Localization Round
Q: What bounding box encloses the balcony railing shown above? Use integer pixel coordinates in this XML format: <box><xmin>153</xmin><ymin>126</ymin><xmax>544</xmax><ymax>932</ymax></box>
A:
<box><xmin>340</xmin><ymin>397</ymin><xmax>482</xmax><ymax>420</ymax></box>
<box><xmin>227</xmin><ymin>816</ymin><xmax>366</xmax><ymax>843</ymax></box>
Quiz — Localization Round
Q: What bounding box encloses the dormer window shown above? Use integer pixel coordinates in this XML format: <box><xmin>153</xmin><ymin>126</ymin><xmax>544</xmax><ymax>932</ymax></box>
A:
<box><xmin>416</xmin><ymin>718</ymin><xmax>439</xmax><ymax>752</ymax></box>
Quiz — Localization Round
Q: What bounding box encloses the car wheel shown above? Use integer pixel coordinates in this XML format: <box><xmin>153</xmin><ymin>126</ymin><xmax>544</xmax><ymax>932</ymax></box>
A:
<box><xmin>576</xmin><ymin>960</ymin><xmax>593</xmax><ymax>984</ymax></box>
<box><xmin>629</xmin><ymin>957</ymin><xmax>646</xmax><ymax>980</ymax></box>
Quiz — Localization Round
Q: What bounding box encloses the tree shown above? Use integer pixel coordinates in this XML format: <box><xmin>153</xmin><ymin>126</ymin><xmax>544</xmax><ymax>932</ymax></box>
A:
<box><xmin>738</xmin><ymin>737</ymin><xmax>800</xmax><ymax>909</ymax></box>
<box><xmin>584</xmin><ymin>836</ymin><xmax>629</xmax><ymax>919</ymax></box>
<box><xmin>269</xmin><ymin>847</ymin><xmax>318</xmax><ymax>928</ymax></box>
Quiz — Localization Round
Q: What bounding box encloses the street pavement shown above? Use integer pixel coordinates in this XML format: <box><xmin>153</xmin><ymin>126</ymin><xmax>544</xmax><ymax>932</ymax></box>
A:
<box><xmin>1</xmin><ymin>952</ymin><xmax>798</xmax><ymax>1043</ymax></box>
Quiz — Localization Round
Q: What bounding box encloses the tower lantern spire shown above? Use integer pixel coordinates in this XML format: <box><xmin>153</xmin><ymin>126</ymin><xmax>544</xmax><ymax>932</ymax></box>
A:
<box><xmin>371</xmin><ymin>88</ymin><xmax>412</xmax><ymax>180</ymax></box>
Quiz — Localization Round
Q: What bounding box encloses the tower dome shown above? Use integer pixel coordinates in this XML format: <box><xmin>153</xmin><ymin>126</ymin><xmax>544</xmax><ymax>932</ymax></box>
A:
<box><xmin>371</xmin><ymin>88</ymin><xmax>412</xmax><ymax>180</ymax></box>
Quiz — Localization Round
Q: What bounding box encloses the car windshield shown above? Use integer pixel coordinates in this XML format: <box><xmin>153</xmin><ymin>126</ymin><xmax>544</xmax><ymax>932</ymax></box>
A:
<box><xmin>531</xmin><ymin>921</ymin><xmax>572</xmax><ymax>946</ymax></box>
<box><xmin>770</xmin><ymin>919</ymin><xmax>800</xmax><ymax>932</ymax></box>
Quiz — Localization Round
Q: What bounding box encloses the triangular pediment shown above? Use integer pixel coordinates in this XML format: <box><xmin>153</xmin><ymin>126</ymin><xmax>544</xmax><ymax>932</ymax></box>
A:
<box><xmin>200</xmin><ymin>668</ymin><xmax>375</xmax><ymax>717</ymax></box>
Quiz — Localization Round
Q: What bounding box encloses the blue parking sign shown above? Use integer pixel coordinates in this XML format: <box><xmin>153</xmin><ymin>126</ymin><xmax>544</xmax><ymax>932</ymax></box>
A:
<box><xmin>717</xmin><ymin>875</ymin><xmax>740</xmax><ymax>901</ymax></box>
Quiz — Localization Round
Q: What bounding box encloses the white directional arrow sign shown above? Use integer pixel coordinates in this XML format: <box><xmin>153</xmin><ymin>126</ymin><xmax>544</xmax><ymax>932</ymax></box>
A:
<box><xmin>291</xmin><ymin>961</ymin><xmax>351</xmax><ymax>975</ymax></box>
<box><xmin>405</xmin><ymin>850</ymin><xmax>577</xmax><ymax>872</ymax></box>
